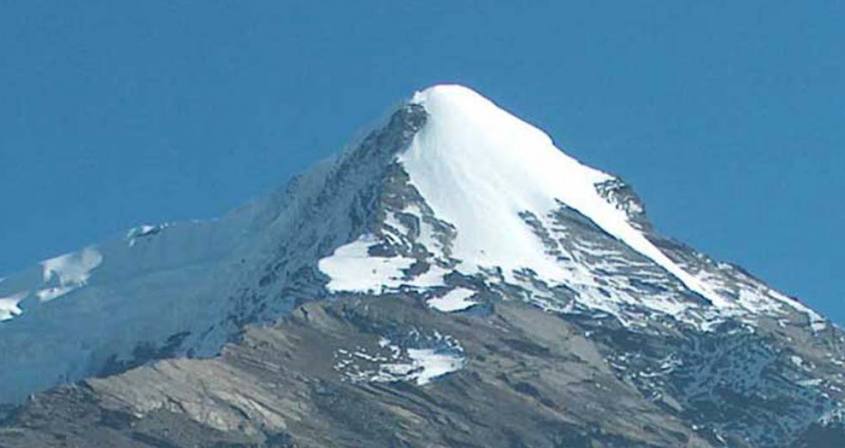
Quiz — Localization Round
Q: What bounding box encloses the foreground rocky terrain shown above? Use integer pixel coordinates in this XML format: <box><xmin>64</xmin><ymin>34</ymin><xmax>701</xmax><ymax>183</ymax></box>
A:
<box><xmin>3</xmin><ymin>296</ymin><xmax>844</xmax><ymax>447</ymax></box>
<box><xmin>1</xmin><ymin>85</ymin><xmax>843</xmax><ymax>447</ymax></box>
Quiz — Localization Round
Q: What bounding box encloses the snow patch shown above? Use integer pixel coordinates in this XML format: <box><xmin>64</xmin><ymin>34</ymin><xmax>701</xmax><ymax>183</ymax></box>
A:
<box><xmin>427</xmin><ymin>287</ymin><xmax>477</xmax><ymax>312</ymax></box>
<box><xmin>797</xmin><ymin>378</ymin><xmax>823</xmax><ymax>388</ymax></box>
<box><xmin>35</xmin><ymin>286</ymin><xmax>77</xmax><ymax>303</ymax></box>
<box><xmin>334</xmin><ymin>333</ymin><xmax>465</xmax><ymax>385</ymax></box>
<box><xmin>126</xmin><ymin>223</ymin><xmax>169</xmax><ymax>247</ymax></box>
<box><xmin>318</xmin><ymin>234</ymin><xmax>449</xmax><ymax>294</ymax></box>
<box><xmin>405</xmin><ymin>348</ymin><xmax>464</xmax><ymax>385</ymax></box>
<box><xmin>42</xmin><ymin>247</ymin><xmax>103</xmax><ymax>285</ymax></box>
<box><xmin>318</xmin><ymin>235</ymin><xmax>416</xmax><ymax>293</ymax></box>
<box><xmin>0</xmin><ymin>291</ymin><xmax>27</xmax><ymax>321</ymax></box>
<box><xmin>769</xmin><ymin>290</ymin><xmax>827</xmax><ymax>332</ymax></box>
<box><xmin>38</xmin><ymin>247</ymin><xmax>103</xmax><ymax>302</ymax></box>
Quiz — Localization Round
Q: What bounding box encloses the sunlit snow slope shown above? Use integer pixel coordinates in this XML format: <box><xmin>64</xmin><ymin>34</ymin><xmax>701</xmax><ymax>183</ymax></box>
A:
<box><xmin>324</xmin><ymin>85</ymin><xmax>824</xmax><ymax>329</ymax></box>
<box><xmin>401</xmin><ymin>86</ymin><xmax>730</xmax><ymax>307</ymax></box>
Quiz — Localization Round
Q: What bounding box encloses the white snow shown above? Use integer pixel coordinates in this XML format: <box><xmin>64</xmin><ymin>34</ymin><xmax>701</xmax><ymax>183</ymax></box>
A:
<box><xmin>318</xmin><ymin>234</ymin><xmax>449</xmax><ymax>293</ymax></box>
<box><xmin>768</xmin><ymin>289</ymin><xmax>827</xmax><ymax>332</ymax></box>
<box><xmin>126</xmin><ymin>223</ymin><xmax>169</xmax><ymax>247</ymax></box>
<box><xmin>39</xmin><ymin>247</ymin><xmax>103</xmax><ymax>301</ymax></box>
<box><xmin>427</xmin><ymin>287</ymin><xmax>478</xmax><ymax>312</ymax></box>
<box><xmin>399</xmin><ymin>85</ymin><xmax>735</xmax><ymax>314</ymax></box>
<box><xmin>334</xmin><ymin>335</ymin><xmax>464</xmax><ymax>385</ymax></box>
<box><xmin>318</xmin><ymin>235</ymin><xmax>416</xmax><ymax>293</ymax></box>
<box><xmin>798</xmin><ymin>378</ymin><xmax>823</xmax><ymax>388</ymax></box>
<box><xmin>0</xmin><ymin>291</ymin><xmax>27</xmax><ymax>321</ymax></box>
<box><xmin>42</xmin><ymin>247</ymin><xmax>103</xmax><ymax>284</ymax></box>
<box><xmin>0</xmin><ymin>247</ymin><xmax>105</xmax><ymax>313</ymax></box>
<box><xmin>35</xmin><ymin>286</ymin><xmax>77</xmax><ymax>303</ymax></box>
<box><xmin>405</xmin><ymin>348</ymin><xmax>464</xmax><ymax>385</ymax></box>
<box><xmin>126</xmin><ymin>225</ymin><xmax>157</xmax><ymax>240</ymax></box>
<box><xmin>703</xmin><ymin>265</ymin><xmax>827</xmax><ymax>332</ymax></box>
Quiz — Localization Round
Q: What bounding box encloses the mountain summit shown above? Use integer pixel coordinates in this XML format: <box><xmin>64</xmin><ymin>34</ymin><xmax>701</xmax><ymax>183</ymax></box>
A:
<box><xmin>1</xmin><ymin>85</ymin><xmax>843</xmax><ymax>447</ymax></box>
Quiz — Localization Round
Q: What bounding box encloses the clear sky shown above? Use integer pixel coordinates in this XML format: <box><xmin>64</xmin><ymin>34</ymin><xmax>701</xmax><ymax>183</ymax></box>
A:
<box><xmin>1</xmin><ymin>1</ymin><xmax>842</xmax><ymax>323</ymax></box>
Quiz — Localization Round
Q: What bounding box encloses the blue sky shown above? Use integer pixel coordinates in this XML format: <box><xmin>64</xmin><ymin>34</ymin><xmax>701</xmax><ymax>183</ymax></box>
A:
<box><xmin>1</xmin><ymin>1</ymin><xmax>842</xmax><ymax>322</ymax></box>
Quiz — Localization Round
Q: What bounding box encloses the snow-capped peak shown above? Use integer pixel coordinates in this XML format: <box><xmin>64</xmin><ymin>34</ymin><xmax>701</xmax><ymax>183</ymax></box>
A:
<box><xmin>399</xmin><ymin>84</ymin><xmax>732</xmax><ymax>313</ymax></box>
<box><xmin>0</xmin><ymin>84</ymin><xmax>829</xmax><ymax>407</ymax></box>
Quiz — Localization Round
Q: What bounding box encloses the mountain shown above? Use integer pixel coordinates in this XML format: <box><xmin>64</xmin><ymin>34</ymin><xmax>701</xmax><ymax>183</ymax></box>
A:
<box><xmin>1</xmin><ymin>85</ymin><xmax>843</xmax><ymax>447</ymax></box>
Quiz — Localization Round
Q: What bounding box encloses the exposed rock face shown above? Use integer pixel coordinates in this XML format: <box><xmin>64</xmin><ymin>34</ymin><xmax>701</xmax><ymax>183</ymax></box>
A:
<box><xmin>0</xmin><ymin>85</ymin><xmax>843</xmax><ymax>447</ymax></box>
<box><xmin>3</xmin><ymin>297</ymin><xmax>843</xmax><ymax>447</ymax></box>
<box><xmin>0</xmin><ymin>298</ymin><xmax>714</xmax><ymax>447</ymax></box>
